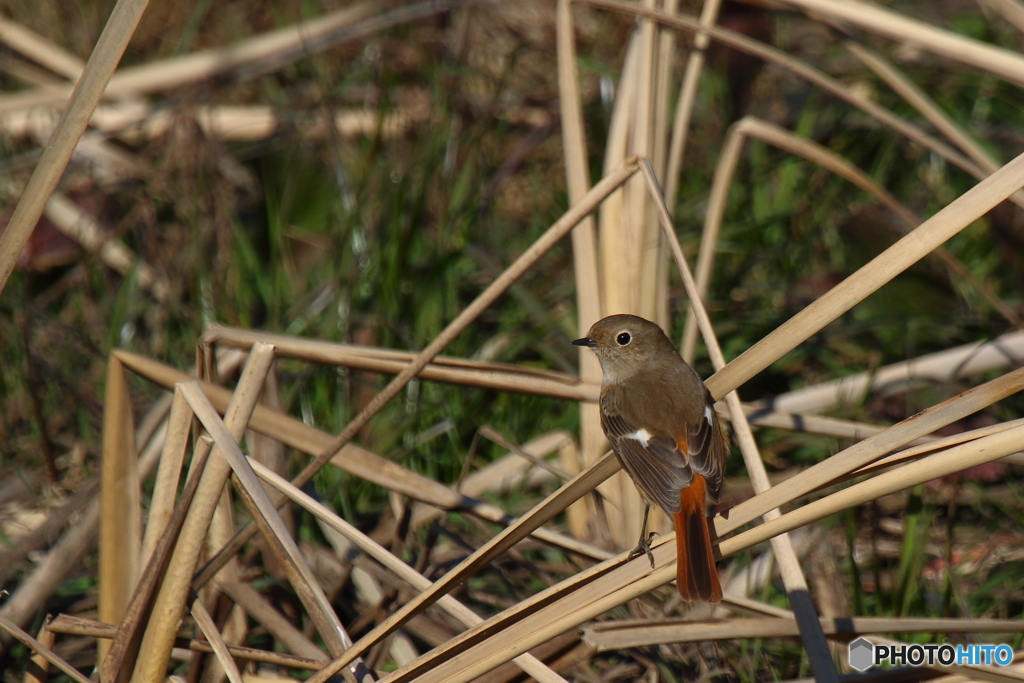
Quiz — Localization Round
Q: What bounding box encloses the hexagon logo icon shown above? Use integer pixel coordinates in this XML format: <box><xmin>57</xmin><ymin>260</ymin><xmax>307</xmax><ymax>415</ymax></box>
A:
<box><xmin>849</xmin><ymin>637</ymin><xmax>875</xmax><ymax>672</ymax></box>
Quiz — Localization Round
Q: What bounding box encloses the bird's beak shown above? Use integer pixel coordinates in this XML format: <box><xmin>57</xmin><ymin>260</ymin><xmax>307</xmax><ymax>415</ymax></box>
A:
<box><xmin>572</xmin><ymin>336</ymin><xmax>597</xmax><ymax>347</ymax></box>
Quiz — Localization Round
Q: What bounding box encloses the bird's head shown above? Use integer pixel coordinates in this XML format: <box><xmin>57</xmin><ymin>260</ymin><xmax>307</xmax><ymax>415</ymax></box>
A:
<box><xmin>572</xmin><ymin>313</ymin><xmax>676</xmax><ymax>383</ymax></box>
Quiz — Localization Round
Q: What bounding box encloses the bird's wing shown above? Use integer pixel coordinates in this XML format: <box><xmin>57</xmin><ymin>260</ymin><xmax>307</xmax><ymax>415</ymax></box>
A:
<box><xmin>600</xmin><ymin>407</ymin><xmax>693</xmax><ymax>514</ymax></box>
<box><xmin>681</xmin><ymin>388</ymin><xmax>728</xmax><ymax>503</ymax></box>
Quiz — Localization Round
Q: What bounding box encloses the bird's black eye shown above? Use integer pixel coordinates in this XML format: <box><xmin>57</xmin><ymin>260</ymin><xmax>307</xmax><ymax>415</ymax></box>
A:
<box><xmin>616</xmin><ymin>331</ymin><xmax>631</xmax><ymax>346</ymax></box>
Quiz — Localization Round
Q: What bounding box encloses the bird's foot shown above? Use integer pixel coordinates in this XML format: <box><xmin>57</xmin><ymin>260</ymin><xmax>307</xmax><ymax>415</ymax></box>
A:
<box><xmin>628</xmin><ymin>532</ymin><xmax>659</xmax><ymax>569</ymax></box>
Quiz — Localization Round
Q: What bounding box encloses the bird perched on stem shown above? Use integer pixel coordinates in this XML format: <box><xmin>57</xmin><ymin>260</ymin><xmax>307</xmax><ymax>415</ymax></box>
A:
<box><xmin>573</xmin><ymin>314</ymin><xmax>727</xmax><ymax>603</ymax></box>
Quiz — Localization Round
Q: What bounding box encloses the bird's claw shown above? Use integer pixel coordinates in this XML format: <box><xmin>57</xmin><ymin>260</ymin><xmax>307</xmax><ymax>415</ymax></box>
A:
<box><xmin>628</xmin><ymin>532</ymin><xmax>659</xmax><ymax>569</ymax></box>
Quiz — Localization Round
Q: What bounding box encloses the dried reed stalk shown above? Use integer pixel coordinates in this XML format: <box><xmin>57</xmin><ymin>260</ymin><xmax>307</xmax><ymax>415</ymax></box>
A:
<box><xmin>131</xmin><ymin>345</ymin><xmax>282</xmax><ymax>682</ymax></box>
<box><xmin>190</xmin><ymin>599</ymin><xmax>244</xmax><ymax>683</ymax></box>
<box><xmin>0</xmin><ymin>15</ymin><xmax>83</xmax><ymax>79</ymax></box>
<box><xmin>586</xmin><ymin>0</ymin><xmax>990</xmax><ymax>177</ymax></box>
<box><xmin>252</xmin><ymin>461</ymin><xmax>569</xmax><ymax>683</ymax></box>
<box><xmin>750</xmin><ymin>329</ymin><xmax>1024</xmax><ymax>416</ymax></box>
<box><xmin>708</xmin><ymin>147</ymin><xmax>1024</xmax><ymax>398</ymax></box>
<box><xmin>978</xmin><ymin>0</ymin><xmax>1024</xmax><ymax>32</ymax></box>
<box><xmin>401</xmin><ymin>415</ymin><xmax>1024</xmax><ymax>683</ymax></box>
<box><xmin>113</xmin><ymin>349</ymin><xmax>609</xmax><ymax>563</ymax></box>
<box><xmin>774</xmin><ymin>0</ymin><xmax>1024</xmax><ymax>87</ymax></box>
<box><xmin>720</xmin><ymin>365</ymin><xmax>1024</xmax><ymax>535</ymax></box>
<box><xmin>0</xmin><ymin>2</ymin><xmax>380</xmax><ymax>115</ymax></box>
<box><xmin>139</xmin><ymin>391</ymin><xmax>191</xmax><ymax>568</ymax></box>
<box><xmin>583</xmin><ymin>616</ymin><xmax>1024</xmax><ymax>650</ymax></box>
<box><xmin>0</xmin><ymin>614</ymin><xmax>92</xmax><ymax>683</ymax></box>
<box><xmin>100</xmin><ymin>438</ymin><xmax>214</xmax><ymax>683</ymax></box>
<box><xmin>23</xmin><ymin>617</ymin><xmax>56</xmax><ymax>683</ymax></box>
<box><xmin>0</xmin><ymin>0</ymin><xmax>150</xmax><ymax>296</ymax></box>
<box><xmin>643</xmin><ymin>160</ymin><xmax>838</xmax><ymax>682</ymax></box>
<box><xmin>723</xmin><ymin>422</ymin><xmax>1024</xmax><ymax>556</ymax></box>
<box><xmin>178</xmin><ymin>381</ymin><xmax>357</xmax><ymax>654</ymax></box>
<box><xmin>305</xmin><ymin>453</ymin><xmax>621</xmax><ymax>683</ymax></box>
<box><xmin>556</xmin><ymin>0</ymin><xmax>606</xmax><ymax>549</ymax></box>
<box><xmin>98</xmin><ymin>356</ymin><xmax>142</xmax><ymax>663</ymax></box>
<box><xmin>50</xmin><ymin>614</ymin><xmax>323</xmax><ymax>670</ymax></box>
<box><xmin>663</xmin><ymin>0</ymin><xmax>722</xmax><ymax>212</ymax></box>
<box><xmin>0</xmin><ymin>103</ymin><xmax>429</xmax><ymax>143</ymax></box>
<box><xmin>0</xmin><ymin>402</ymin><xmax>166</xmax><ymax>640</ymax></box>
<box><xmin>681</xmin><ymin>116</ymin><xmax>1022</xmax><ymax>357</ymax></box>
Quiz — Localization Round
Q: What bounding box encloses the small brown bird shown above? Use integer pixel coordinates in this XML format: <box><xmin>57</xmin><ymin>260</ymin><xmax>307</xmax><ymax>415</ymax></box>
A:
<box><xmin>573</xmin><ymin>314</ymin><xmax>727</xmax><ymax>602</ymax></box>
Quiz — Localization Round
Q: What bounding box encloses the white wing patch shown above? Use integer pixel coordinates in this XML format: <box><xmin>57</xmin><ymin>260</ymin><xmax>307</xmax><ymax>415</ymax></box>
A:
<box><xmin>704</xmin><ymin>405</ymin><xmax>714</xmax><ymax>426</ymax></box>
<box><xmin>625</xmin><ymin>428</ymin><xmax>652</xmax><ymax>447</ymax></box>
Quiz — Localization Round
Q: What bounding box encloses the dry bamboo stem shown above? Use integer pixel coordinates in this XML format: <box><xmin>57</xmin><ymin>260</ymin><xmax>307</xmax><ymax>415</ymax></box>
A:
<box><xmin>642</xmin><ymin>160</ymin><xmax>838</xmax><ymax>683</ymax></box>
<box><xmin>131</xmin><ymin>345</ymin><xmax>280</xmax><ymax>682</ymax></box>
<box><xmin>0</xmin><ymin>0</ymin><xmax>150</xmax><ymax>296</ymax></box>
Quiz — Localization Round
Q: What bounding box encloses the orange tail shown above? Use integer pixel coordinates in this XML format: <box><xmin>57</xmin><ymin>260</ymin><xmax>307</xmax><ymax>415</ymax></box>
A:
<box><xmin>673</xmin><ymin>474</ymin><xmax>722</xmax><ymax>603</ymax></box>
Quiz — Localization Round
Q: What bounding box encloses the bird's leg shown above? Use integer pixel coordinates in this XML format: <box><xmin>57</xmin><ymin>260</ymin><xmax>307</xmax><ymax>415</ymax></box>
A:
<box><xmin>628</xmin><ymin>505</ymin><xmax>658</xmax><ymax>568</ymax></box>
